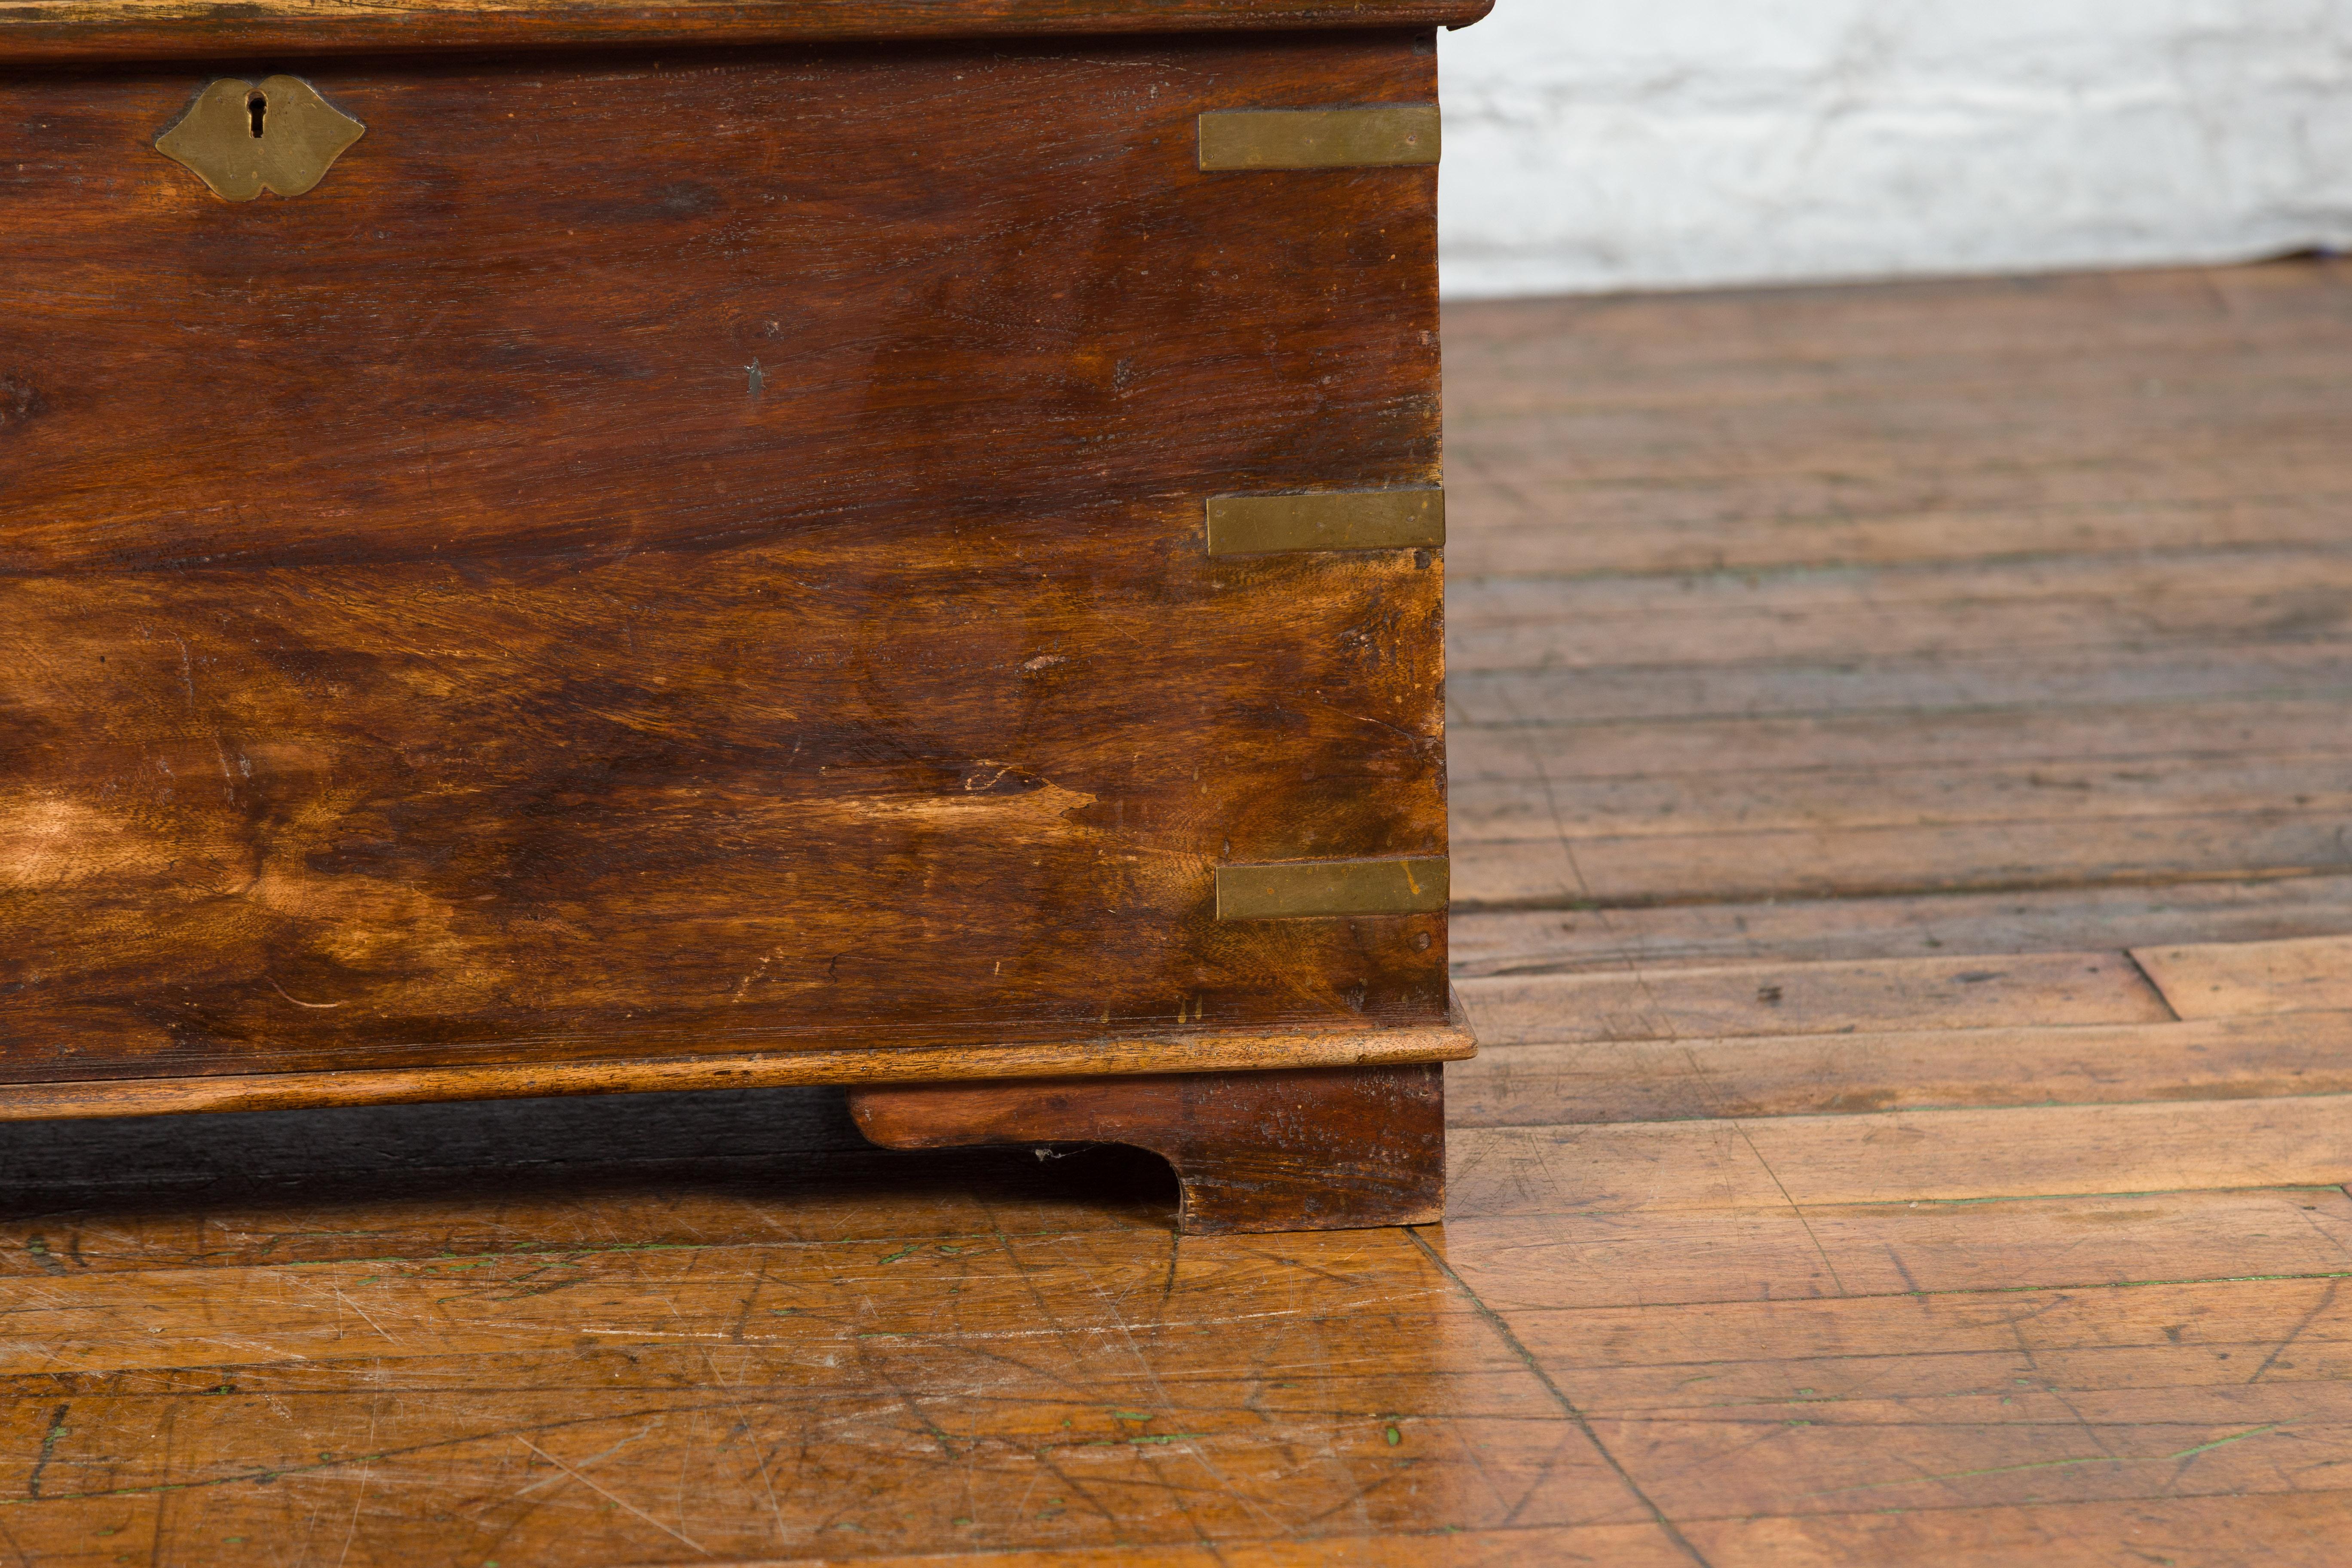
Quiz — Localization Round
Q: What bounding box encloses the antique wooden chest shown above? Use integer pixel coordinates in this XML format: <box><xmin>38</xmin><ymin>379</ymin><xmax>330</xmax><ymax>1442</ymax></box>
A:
<box><xmin>0</xmin><ymin>0</ymin><xmax>1488</xmax><ymax>1231</ymax></box>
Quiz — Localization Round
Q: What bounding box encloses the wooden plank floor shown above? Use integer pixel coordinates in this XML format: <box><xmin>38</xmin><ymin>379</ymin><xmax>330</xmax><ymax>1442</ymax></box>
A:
<box><xmin>6</xmin><ymin>259</ymin><xmax>2351</xmax><ymax>1565</ymax></box>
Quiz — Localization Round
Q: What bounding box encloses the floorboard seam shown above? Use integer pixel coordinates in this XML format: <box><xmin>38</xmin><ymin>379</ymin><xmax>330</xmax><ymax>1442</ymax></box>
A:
<box><xmin>1451</xmin><ymin>692</ymin><xmax>2352</xmax><ymax>730</ymax></box>
<box><xmin>1450</xmin><ymin>1089</ymin><xmax>2352</xmax><ymax>1129</ymax></box>
<box><xmin>2122</xmin><ymin>946</ymin><xmax>2187</xmax><ymax>1021</ymax></box>
<box><xmin>1452</xmin><ymin>864</ymin><xmax>2352</xmax><ymax>916</ymax></box>
<box><xmin>1404</xmin><ymin>1225</ymin><xmax>1717</xmax><ymax>1568</ymax></box>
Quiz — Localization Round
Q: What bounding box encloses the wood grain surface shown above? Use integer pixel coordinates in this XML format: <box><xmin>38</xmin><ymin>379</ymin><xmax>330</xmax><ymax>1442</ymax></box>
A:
<box><xmin>0</xmin><ymin>0</ymin><xmax>1497</xmax><ymax>64</ymax></box>
<box><xmin>7</xmin><ymin>261</ymin><xmax>2352</xmax><ymax>1564</ymax></box>
<box><xmin>2132</xmin><ymin>934</ymin><xmax>2352</xmax><ymax>1019</ymax></box>
<box><xmin>1</xmin><ymin>33</ymin><xmax>1452</xmax><ymax>1089</ymax></box>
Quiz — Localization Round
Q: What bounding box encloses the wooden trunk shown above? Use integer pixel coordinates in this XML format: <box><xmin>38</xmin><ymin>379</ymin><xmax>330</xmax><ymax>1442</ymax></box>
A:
<box><xmin>0</xmin><ymin>0</ymin><xmax>1486</xmax><ymax>1231</ymax></box>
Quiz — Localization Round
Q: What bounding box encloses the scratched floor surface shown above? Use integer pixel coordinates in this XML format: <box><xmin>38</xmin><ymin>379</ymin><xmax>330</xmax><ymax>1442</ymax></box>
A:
<box><xmin>7</xmin><ymin>259</ymin><xmax>2352</xmax><ymax>1566</ymax></box>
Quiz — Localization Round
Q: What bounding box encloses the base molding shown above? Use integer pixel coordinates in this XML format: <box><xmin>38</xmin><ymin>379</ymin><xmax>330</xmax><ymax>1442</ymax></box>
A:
<box><xmin>849</xmin><ymin>1063</ymin><xmax>1446</xmax><ymax>1234</ymax></box>
<box><xmin>0</xmin><ymin>999</ymin><xmax>1470</xmax><ymax>1123</ymax></box>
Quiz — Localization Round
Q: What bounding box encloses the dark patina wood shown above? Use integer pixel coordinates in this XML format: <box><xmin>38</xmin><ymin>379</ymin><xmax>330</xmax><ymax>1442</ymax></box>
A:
<box><xmin>2</xmin><ymin>33</ymin><xmax>1450</xmax><ymax>1092</ymax></box>
<box><xmin>848</xmin><ymin>1062</ymin><xmax>1446</xmax><ymax>1232</ymax></box>
<box><xmin>0</xmin><ymin>0</ymin><xmax>1496</xmax><ymax>64</ymax></box>
<box><xmin>2</xmin><ymin>3</ymin><xmax>1471</xmax><ymax>1228</ymax></box>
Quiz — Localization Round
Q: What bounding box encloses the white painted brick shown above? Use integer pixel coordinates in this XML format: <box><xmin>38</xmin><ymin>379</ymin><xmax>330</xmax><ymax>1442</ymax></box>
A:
<box><xmin>1438</xmin><ymin>0</ymin><xmax>2352</xmax><ymax>297</ymax></box>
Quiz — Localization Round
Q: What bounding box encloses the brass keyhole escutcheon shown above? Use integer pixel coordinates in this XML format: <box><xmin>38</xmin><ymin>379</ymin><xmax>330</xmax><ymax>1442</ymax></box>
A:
<box><xmin>155</xmin><ymin>75</ymin><xmax>364</xmax><ymax>201</ymax></box>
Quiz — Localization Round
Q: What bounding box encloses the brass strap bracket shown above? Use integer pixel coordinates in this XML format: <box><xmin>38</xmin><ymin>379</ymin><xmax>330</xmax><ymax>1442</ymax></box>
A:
<box><xmin>1198</xmin><ymin>106</ymin><xmax>1440</xmax><ymax>170</ymax></box>
<box><xmin>1207</xmin><ymin>487</ymin><xmax>1445</xmax><ymax>556</ymax></box>
<box><xmin>1216</xmin><ymin>858</ymin><xmax>1449</xmax><ymax>920</ymax></box>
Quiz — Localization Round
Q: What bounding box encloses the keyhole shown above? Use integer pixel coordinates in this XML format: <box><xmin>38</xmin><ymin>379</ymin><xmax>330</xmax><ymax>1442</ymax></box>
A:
<box><xmin>247</xmin><ymin>91</ymin><xmax>267</xmax><ymax>139</ymax></box>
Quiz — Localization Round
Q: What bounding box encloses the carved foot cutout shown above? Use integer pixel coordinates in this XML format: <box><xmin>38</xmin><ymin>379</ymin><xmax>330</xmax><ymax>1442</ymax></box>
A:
<box><xmin>848</xmin><ymin>1064</ymin><xmax>1444</xmax><ymax>1234</ymax></box>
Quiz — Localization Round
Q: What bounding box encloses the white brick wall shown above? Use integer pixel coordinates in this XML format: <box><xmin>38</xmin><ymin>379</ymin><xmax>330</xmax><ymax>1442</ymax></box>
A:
<box><xmin>1438</xmin><ymin>0</ymin><xmax>2352</xmax><ymax>297</ymax></box>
